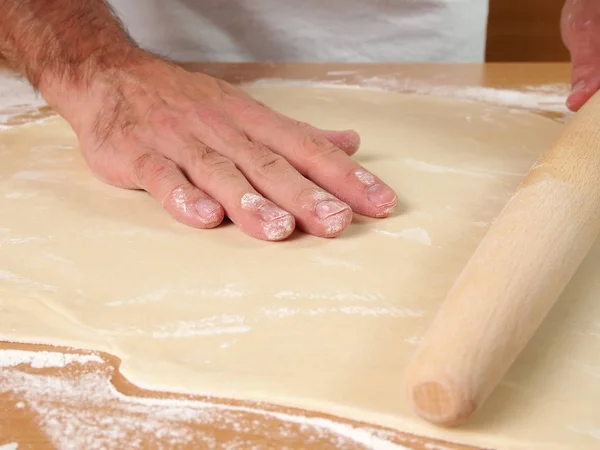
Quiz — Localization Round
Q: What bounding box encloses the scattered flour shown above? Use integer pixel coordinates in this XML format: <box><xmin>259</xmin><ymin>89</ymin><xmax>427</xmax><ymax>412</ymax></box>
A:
<box><xmin>403</xmin><ymin>159</ymin><xmax>524</xmax><ymax>179</ymax></box>
<box><xmin>403</xmin><ymin>336</ymin><xmax>424</xmax><ymax>346</ymax></box>
<box><xmin>242</xmin><ymin>76</ymin><xmax>571</xmax><ymax>118</ymax></box>
<box><xmin>261</xmin><ymin>305</ymin><xmax>424</xmax><ymax>319</ymax></box>
<box><xmin>0</xmin><ymin>349</ymin><xmax>103</xmax><ymax>369</ymax></box>
<box><xmin>151</xmin><ymin>315</ymin><xmax>252</xmax><ymax>339</ymax></box>
<box><xmin>0</xmin><ymin>269</ymin><xmax>58</xmax><ymax>292</ymax></box>
<box><xmin>274</xmin><ymin>289</ymin><xmax>385</xmax><ymax>302</ymax></box>
<box><xmin>313</xmin><ymin>256</ymin><xmax>362</xmax><ymax>271</ymax></box>
<box><xmin>1</xmin><ymin>349</ymin><xmax>413</xmax><ymax>450</ymax></box>
<box><xmin>0</xmin><ymin>70</ymin><xmax>571</xmax><ymax>132</ymax></box>
<box><xmin>372</xmin><ymin>227</ymin><xmax>432</xmax><ymax>246</ymax></box>
<box><xmin>0</xmin><ymin>444</ymin><xmax>19</xmax><ymax>450</ymax></box>
<box><xmin>105</xmin><ymin>284</ymin><xmax>245</xmax><ymax>307</ymax></box>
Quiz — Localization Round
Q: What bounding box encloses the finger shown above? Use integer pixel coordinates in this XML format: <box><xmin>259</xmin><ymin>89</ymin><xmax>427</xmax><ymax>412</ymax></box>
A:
<box><xmin>318</xmin><ymin>129</ymin><xmax>361</xmax><ymax>156</ymax></box>
<box><xmin>566</xmin><ymin>76</ymin><xmax>600</xmax><ymax>112</ymax></box>
<box><xmin>269</xmin><ymin>110</ymin><xmax>361</xmax><ymax>156</ymax></box>
<box><xmin>175</xmin><ymin>143</ymin><xmax>295</xmax><ymax>241</ymax></box>
<box><xmin>130</xmin><ymin>152</ymin><xmax>224</xmax><ymax>228</ymax></box>
<box><xmin>561</xmin><ymin>2</ymin><xmax>600</xmax><ymax>111</ymax></box>
<box><xmin>239</xmin><ymin>116</ymin><xmax>397</xmax><ymax>218</ymax></box>
<box><xmin>222</xmin><ymin>139</ymin><xmax>353</xmax><ymax>238</ymax></box>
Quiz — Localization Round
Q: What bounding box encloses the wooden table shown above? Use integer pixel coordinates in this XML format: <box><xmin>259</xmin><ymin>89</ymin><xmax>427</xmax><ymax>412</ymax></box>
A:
<box><xmin>0</xmin><ymin>62</ymin><xmax>572</xmax><ymax>450</ymax></box>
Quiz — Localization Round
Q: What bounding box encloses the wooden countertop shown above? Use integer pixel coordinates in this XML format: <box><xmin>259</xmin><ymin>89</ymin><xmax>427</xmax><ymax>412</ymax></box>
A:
<box><xmin>0</xmin><ymin>62</ymin><xmax>572</xmax><ymax>450</ymax></box>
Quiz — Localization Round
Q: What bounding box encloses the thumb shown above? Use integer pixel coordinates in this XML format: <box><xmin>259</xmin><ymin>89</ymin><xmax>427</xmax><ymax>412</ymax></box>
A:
<box><xmin>562</xmin><ymin>0</ymin><xmax>600</xmax><ymax>111</ymax></box>
<box><xmin>566</xmin><ymin>63</ymin><xmax>600</xmax><ymax>112</ymax></box>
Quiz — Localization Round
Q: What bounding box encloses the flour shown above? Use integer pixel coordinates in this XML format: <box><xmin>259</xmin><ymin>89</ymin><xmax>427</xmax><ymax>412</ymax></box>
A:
<box><xmin>240</xmin><ymin>192</ymin><xmax>264</xmax><ymax>210</ymax></box>
<box><xmin>240</xmin><ymin>192</ymin><xmax>295</xmax><ymax>240</ymax></box>
<box><xmin>313</xmin><ymin>256</ymin><xmax>362</xmax><ymax>271</ymax></box>
<box><xmin>0</xmin><ymin>444</ymin><xmax>19</xmax><ymax>450</ymax></box>
<box><xmin>11</xmin><ymin>170</ymin><xmax>66</xmax><ymax>182</ymax></box>
<box><xmin>241</xmin><ymin>77</ymin><xmax>572</xmax><ymax>119</ymax></box>
<box><xmin>105</xmin><ymin>284</ymin><xmax>245</xmax><ymax>307</ymax></box>
<box><xmin>1</xmin><ymin>350</ymin><xmax>412</xmax><ymax>450</ymax></box>
<box><xmin>403</xmin><ymin>159</ymin><xmax>525</xmax><ymax>179</ymax></box>
<box><xmin>0</xmin><ymin>69</ymin><xmax>572</xmax><ymax>133</ymax></box>
<box><xmin>151</xmin><ymin>315</ymin><xmax>252</xmax><ymax>339</ymax></box>
<box><xmin>0</xmin><ymin>269</ymin><xmax>58</xmax><ymax>292</ymax></box>
<box><xmin>372</xmin><ymin>227</ymin><xmax>432</xmax><ymax>246</ymax></box>
<box><xmin>261</xmin><ymin>305</ymin><xmax>424</xmax><ymax>319</ymax></box>
<box><xmin>0</xmin><ymin>349</ymin><xmax>103</xmax><ymax>368</ymax></box>
<box><xmin>274</xmin><ymin>289</ymin><xmax>385</xmax><ymax>302</ymax></box>
<box><xmin>355</xmin><ymin>169</ymin><xmax>377</xmax><ymax>186</ymax></box>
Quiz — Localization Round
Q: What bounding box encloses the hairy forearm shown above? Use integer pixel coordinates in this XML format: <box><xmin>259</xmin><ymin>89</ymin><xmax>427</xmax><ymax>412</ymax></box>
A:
<box><xmin>0</xmin><ymin>0</ymin><xmax>145</xmax><ymax>91</ymax></box>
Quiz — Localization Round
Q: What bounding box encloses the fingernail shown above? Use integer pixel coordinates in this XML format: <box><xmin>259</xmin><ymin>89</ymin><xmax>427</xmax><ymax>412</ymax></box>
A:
<box><xmin>316</xmin><ymin>200</ymin><xmax>352</xmax><ymax>235</ymax></box>
<box><xmin>258</xmin><ymin>203</ymin><xmax>289</xmax><ymax>222</ymax></box>
<box><xmin>316</xmin><ymin>200</ymin><xmax>349</xmax><ymax>220</ymax></box>
<box><xmin>367</xmin><ymin>184</ymin><xmax>398</xmax><ymax>208</ymax></box>
<box><xmin>256</xmin><ymin>203</ymin><xmax>294</xmax><ymax>240</ymax></box>
<box><xmin>262</xmin><ymin>211</ymin><xmax>295</xmax><ymax>240</ymax></box>
<box><xmin>195</xmin><ymin>199</ymin><xmax>221</xmax><ymax>223</ymax></box>
<box><xmin>355</xmin><ymin>169</ymin><xmax>376</xmax><ymax>186</ymax></box>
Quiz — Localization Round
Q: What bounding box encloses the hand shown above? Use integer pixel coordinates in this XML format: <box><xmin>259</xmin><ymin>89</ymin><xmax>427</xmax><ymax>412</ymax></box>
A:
<box><xmin>47</xmin><ymin>57</ymin><xmax>398</xmax><ymax>241</ymax></box>
<box><xmin>561</xmin><ymin>0</ymin><xmax>600</xmax><ymax>111</ymax></box>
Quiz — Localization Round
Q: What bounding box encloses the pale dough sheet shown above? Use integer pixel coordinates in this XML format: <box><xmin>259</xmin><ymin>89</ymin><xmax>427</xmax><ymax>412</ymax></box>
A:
<box><xmin>1</xmin><ymin>87</ymin><xmax>599</xmax><ymax>449</ymax></box>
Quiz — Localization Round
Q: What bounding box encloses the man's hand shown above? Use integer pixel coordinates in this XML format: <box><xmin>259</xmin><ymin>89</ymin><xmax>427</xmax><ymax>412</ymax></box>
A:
<box><xmin>562</xmin><ymin>0</ymin><xmax>600</xmax><ymax>111</ymax></box>
<box><xmin>0</xmin><ymin>1</ymin><xmax>398</xmax><ymax>241</ymax></box>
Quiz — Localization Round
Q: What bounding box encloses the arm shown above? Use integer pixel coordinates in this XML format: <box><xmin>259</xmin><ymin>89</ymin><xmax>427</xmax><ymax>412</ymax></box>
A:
<box><xmin>0</xmin><ymin>1</ymin><xmax>397</xmax><ymax>241</ymax></box>
<box><xmin>0</xmin><ymin>0</ymin><xmax>144</xmax><ymax>91</ymax></box>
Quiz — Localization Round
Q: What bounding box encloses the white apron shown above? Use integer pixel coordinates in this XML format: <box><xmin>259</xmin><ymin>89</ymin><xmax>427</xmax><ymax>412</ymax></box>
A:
<box><xmin>109</xmin><ymin>0</ymin><xmax>489</xmax><ymax>63</ymax></box>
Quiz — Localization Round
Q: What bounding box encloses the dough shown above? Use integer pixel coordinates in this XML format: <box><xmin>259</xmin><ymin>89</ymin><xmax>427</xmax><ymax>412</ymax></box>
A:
<box><xmin>1</xmin><ymin>87</ymin><xmax>599</xmax><ymax>450</ymax></box>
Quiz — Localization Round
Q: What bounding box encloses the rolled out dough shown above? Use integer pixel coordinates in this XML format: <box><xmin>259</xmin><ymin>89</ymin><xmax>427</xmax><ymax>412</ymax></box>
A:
<box><xmin>1</xmin><ymin>86</ymin><xmax>599</xmax><ymax>449</ymax></box>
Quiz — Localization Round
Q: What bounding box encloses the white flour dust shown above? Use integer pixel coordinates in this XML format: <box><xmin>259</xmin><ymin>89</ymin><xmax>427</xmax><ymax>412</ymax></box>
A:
<box><xmin>105</xmin><ymin>284</ymin><xmax>245</xmax><ymax>307</ymax></box>
<box><xmin>313</xmin><ymin>256</ymin><xmax>362</xmax><ymax>271</ymax></box>
<box><xmin>403</xmin><ymin>159</ymin><xmax>525</xmax><ymax>179</ymax></box>
<box><xmin>1</xmin><ymin>349</ymin><xmax>411</xmax><ymax>450</ymax></box>
<box><xmin>151</xmin><ymin>315</ymin><xmax>252</xmax><ymax>339</ymax></box>
<box><xmin>274</xmin><ymin>289</ymin><xmax>385</xmax><ymax>302</ymax></box>
<box><xmin>0</xmin><ymin>349</ymin><xmax>103</xmax><ymax>369</ymax></box>
<box><xmin>0</xmin><ymin>70</ymin><xmax>572</xmax><ymax>132</ymax></box>
<box><xmin>0</xmin><ymin>444</ymin><xmax>19</xmax><ymax>450</ymax></box>
<box><xmin>242</xmin><ymin>77</ymin><xmax>571</xmax><ymax>119</ymax></box>
<box><xmin>261</xmin><ymin>305</ymin><xmax>424</xmax><ymax>319</ymax></box>
<box><xmin>372</xmin><ymin>227</ymin><xmax>432</xmax><ymax>246</ymax></box>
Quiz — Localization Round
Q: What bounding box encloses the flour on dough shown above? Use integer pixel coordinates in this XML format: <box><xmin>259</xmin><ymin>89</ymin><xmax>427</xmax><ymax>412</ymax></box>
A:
<box><xmin>1</xmin><ymin>87</ymin><xmax>599</xmax><ymax>450</ymax></box>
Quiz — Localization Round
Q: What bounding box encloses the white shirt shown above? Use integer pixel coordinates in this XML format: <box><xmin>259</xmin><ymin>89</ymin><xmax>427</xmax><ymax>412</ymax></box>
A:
<box><xmin>109</xmin><ymin>0</ymin><xmax>489</xmax><ymax>63</ymax></box>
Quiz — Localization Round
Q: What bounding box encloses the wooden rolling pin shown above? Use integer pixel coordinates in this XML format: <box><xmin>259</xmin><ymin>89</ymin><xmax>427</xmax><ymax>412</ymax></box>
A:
<box><xmin>404</xmin><ymin>90</ymin><xmax>600</xmax><ymax>427</ymax></box>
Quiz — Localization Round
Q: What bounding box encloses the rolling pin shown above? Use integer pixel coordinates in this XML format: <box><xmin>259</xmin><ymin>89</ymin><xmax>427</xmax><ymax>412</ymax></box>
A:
<box><xmin>404</xmin><ymin>90</ymin><xmax>600</xmax><ymax>427</ymax></box>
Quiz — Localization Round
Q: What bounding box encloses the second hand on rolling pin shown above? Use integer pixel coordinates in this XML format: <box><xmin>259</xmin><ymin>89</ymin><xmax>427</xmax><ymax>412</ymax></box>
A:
<box><xmin>403</xmin><ymin>90</ymin><xmax>600</xmax><ymax>427</ymax></box>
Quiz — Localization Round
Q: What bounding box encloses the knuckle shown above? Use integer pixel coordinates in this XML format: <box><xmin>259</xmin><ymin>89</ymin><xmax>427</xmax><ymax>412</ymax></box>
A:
<box><xmin>294</xmin><ymin>120</ymin><xmax>311</xmax><ymax>129</ymax></box>
<box><xmin>132</xmin><ymin>153</ymin><xmax>175</xmax><ymax>185</ymax></box>
<box><xmin>299</xmin><ymin>134</ymin><xmax>341</xmax><ymax>161</ymax></box>
<box><xmin>191</xmin><ymin>146</ymin><xmax>237</xmax><ymax>179</ymax></box>
<box><xmin>248</xmin><ymin>146</ymin><xmax>289</xmax><ymax>176</ymax></box>
<box><xmin>294</xmin><ymin>187</ymin><xmax>322</xmax><ymax>206</ymax></box>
